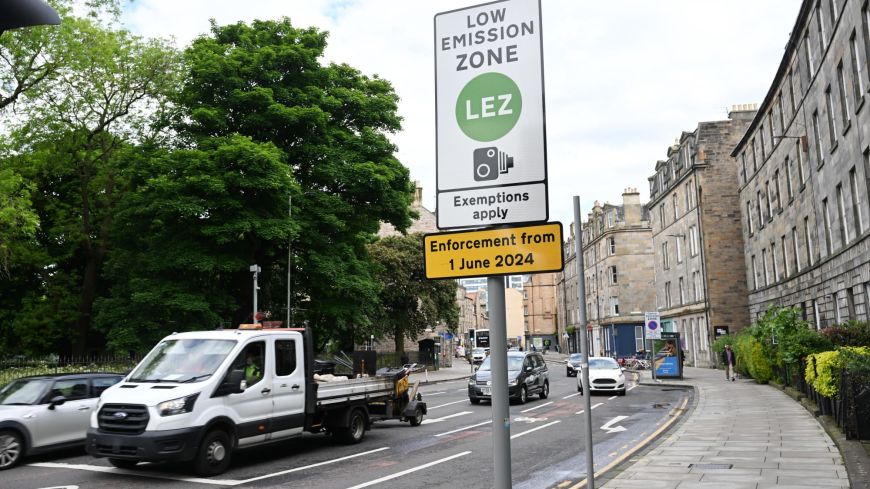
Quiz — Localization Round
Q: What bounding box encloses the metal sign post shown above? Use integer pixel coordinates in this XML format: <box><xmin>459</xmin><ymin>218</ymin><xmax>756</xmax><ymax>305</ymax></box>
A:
<box><xmin>487</xmin><ymin>276</ymin><xmax>511</xmax><ymax>488</ymax></box>
<box><xmin>573</xmin><ymin>196</ymin><xmax>594</xmax><ymax>489</ymax></box>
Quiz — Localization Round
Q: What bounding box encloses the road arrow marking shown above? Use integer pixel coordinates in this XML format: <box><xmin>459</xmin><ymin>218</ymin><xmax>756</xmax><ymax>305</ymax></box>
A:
<box><xmin>600</xmin><ymin>415</ymin><xmax>629</xmax><ymax>434</ymax></box>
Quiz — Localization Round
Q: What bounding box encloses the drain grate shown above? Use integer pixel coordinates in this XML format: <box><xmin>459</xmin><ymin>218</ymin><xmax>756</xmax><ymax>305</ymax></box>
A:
<box><xmin>689</xmin><ymin>464</ymin><xmax>733</xmax><ymax>470</ymax></box>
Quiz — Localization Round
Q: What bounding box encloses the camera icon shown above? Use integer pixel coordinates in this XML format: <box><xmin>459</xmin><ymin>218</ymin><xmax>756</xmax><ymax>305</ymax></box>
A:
<box><xmin>473</xmin><ymin>147</ymin><xmax>514</xmax><ymax>182</ymax></box>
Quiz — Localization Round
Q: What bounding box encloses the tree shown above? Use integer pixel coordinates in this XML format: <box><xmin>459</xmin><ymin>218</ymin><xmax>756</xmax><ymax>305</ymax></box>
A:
<box><xmin>368</xmin><ymin>234</ymin><xmax>458</xmax><ymax>357</ymax></box>
<box><xmin>177</xmin><ymin>19</ymin><xmax>415</xmax><ymax>346</ymax></box>
<box><xmin>0</xmin><ymin>6</ymin><xmax>181</xmax><ymax>354</ymax></box>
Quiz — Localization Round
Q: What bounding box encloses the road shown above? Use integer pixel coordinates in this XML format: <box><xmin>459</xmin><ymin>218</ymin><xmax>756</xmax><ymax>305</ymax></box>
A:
<box><xmin>6</xmin><ymin>367</ymin><xmax>690</xmax><ymax>489</ymax></box>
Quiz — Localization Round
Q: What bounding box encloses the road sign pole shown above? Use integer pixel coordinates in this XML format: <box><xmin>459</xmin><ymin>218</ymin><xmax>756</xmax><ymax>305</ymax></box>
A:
<box><xmin>487</xmin><ymin>275</ymin><xmax>511</xmax><ymax>488</ymax></box>
<box><xmin>574</xmin><ymin>196</ymin><xmax>594</xmax><ymax>489</ymax></box>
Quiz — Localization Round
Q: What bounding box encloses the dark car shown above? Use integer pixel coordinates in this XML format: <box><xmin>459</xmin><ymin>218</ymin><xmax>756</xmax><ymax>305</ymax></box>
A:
<box><xmin>467</xmin><ymin>351</ymin><xmax>549</xmax><ymax>404</ymax></box>
<box><xmin>0</xmin><ymin>373</ymin><xmax>124</xmax><ymax>470</ymax></box>
<box><xmin>566</xmin><ymin>353</ymin><xmax>584</xmax><ymax>377</ymax></box>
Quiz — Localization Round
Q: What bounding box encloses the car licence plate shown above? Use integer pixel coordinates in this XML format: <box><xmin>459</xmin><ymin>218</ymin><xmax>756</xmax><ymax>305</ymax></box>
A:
<box><xmin>481</xmin><ymin>387</ymin><xmax>491</xmax><ymax>396</ymax></box>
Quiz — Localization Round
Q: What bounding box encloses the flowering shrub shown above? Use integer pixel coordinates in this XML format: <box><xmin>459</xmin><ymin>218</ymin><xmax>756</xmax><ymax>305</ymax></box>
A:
<box><xmin>805</xmin><ymin>347</ymin><xmax>870</xmax><ymax>397</ymax></box>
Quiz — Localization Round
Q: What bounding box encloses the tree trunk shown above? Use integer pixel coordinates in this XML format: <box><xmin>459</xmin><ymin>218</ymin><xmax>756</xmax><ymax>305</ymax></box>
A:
<box><xmin>394</xmin><ymin>325</ymin><xmax>404</xmax><ymax>359</ymax></box>
<box><xmin>73</xmin><ymin>253</ymin><xmax>99</xmax><ymax>355</ymax></box>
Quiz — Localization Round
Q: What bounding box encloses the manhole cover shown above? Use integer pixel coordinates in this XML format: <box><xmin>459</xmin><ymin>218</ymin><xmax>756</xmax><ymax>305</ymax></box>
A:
<box><xmin>689</xmin><ymin>464</ymin><xmax>733</xmax><ymax>469</ymax></box>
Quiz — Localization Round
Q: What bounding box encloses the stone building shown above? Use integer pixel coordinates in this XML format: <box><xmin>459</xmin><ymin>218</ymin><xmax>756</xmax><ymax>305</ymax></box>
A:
<box><xmin>522</xmin><ymin>273</ymin><xmax>558</xmax><ymax>351</ymax></box>
<box><xmin>557</xmin><ymin>190</ymin><xmax>655</xmax><ymax>357</ymax></box>
<box><xmin>648</xmin><ymin>106</ymin><xmax>755</xmax><ymax>367</ymax></box>
<box><xmin>456</xmin><ymin>285</ymin><xmax>475</xmax><ymax>350</ymax></box>
<box><xmin>733</xmin><ymin>0</ymin><xmax>870</xmax><ymax>328</ymax></box>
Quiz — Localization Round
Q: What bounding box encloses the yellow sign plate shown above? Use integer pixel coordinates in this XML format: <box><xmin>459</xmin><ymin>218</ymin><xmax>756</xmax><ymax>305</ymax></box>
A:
<box><xmin>424</xmin><ymin>222</ymin><xmax>564</xmax><ymax>279</ymax></box>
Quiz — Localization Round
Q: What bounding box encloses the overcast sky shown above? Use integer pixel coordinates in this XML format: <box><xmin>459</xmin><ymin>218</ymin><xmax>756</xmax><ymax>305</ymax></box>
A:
<box><xmin>122</xmin><ymin>0</ymin><xmax>801</xmax><ymax>227</ymax></box>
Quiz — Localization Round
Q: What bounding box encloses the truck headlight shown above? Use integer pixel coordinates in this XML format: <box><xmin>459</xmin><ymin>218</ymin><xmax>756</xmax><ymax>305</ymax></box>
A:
<box><xmin>158</xmin><ymin>393</ymin><xmax>199</xmax><ymax>416</ymax></box>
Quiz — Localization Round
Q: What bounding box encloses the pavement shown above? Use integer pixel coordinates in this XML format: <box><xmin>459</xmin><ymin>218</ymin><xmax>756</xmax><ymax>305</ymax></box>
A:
<box><xmin>594</xmin><ymin>365</ymin><xmax>861</xmax><ymax>489</ymax></box>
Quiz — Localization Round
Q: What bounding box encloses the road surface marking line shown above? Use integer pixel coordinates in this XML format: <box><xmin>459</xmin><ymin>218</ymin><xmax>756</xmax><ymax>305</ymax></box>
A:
<box><xmin>429</xmin><ymin>399</ymin><xmax>468</xmax><ymax>410</ymax></box>
<box><xmin>520</xmin><ymin>401</ymin><xmax>553</xmax><ymax>413</ymax></box>
<box><xmin>627</xmin><ymin>385</ymin><xmax>638</xmax><ymax>391</ymax></box>
<box><xmin>510</xmin><ymin>420</ymin><xmax>561</xmax><ymax>439</ymax></box>
<box><xmin>608</xmin><ymin>396</ymin><xmax>617</xmax><ymax>400</ymax></box>
<box><xmin>27</xmin><ymin>462</ymin><xmax>240</xmax><ymax>486</ymax></box>
<box><xmin>425</xmin><ymin>391</ymin><xmax>447</xmax><ymax>395</ymax></box>
<box><xmin>562</xmin><ymin>393</ymin><xmax>580</xmax><ymax>399</ymax></box>
<box><xmin>434</xmin><ymin>420</ymin><xmax>491</xmax><ymax>437</ymax></box>
<box><xmin>575</xmin><ymin>410</ymin><xmax>584</xmax><ymax>415</ymax></box>
<box><xmin>567</xmin><ymin>395</ymin><xmax>689</xmax><ymax>489</ymax></box>
<box><xmin>421</xmin><ymin>410</ymin><xmax>472</xmax><ymax>424</ymax></box>
<box><xmin>456</xmin><ymin>388</ymin><xmax>467</xmax><ymax>391</ymax></box>
<box><xmin>238</xmin><ymin>446</ymin><xmax>391</xmax><ymax>484</ymax></box>
<box><xmin>345</xmin><ymin>451</ymin><xmax>471</xmax><ymax>489</ymax></box>
<box><xmin>591</xmin><ymin>402</ymin><xmax>603</xmax><ymax>409</ymax></box>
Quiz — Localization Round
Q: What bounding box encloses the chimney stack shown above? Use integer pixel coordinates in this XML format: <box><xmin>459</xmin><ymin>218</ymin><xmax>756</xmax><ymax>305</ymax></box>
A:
<box><xmin>622</xmin><ymin>187</ymin><xmax>641</xmax><ymax>225</ymax></box>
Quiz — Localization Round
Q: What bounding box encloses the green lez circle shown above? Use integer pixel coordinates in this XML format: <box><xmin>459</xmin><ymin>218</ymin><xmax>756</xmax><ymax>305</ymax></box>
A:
<box><xmin>455</xmin><ymin>72</ymin><xmax>522</xmax><ymax>142</ymax></box>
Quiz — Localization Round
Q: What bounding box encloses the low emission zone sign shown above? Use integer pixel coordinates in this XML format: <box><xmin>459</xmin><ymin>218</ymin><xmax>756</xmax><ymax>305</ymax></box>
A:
<box><xmin>424</xmin><ymin>222</ymin><xmax>563</xmax><ymax>279</ymax></box>
<box><xmin>435</xmin><ymin>0</ymin><xmax>548</xmax><ymax>230</ymax></box>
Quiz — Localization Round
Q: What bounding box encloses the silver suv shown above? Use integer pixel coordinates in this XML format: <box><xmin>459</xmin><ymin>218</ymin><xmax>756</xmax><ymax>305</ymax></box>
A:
<box><xmin>0</xmin><ymin>373</ymin><xmax>123</xmax><ymax>469</ymax></box>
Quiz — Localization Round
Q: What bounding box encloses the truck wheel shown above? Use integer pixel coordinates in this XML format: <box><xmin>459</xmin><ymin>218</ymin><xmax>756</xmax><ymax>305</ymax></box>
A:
<box><xmin>0</xmin><ymin>430</ymin><xmax>23</xmax><ymax>470</ymax></box>
<box><xmin>539</xmin><ymin>381</ymin><xmax>549</xmax><ymax>399</ymax></box>
<box><xmin>409</xmin><ymin>406</ymin><xmax>423</xmax><ymax>426</ymax></box>
<box><xmin>193</xmin><ymin>430</ymin><xmax>233</xmax><ymax>476</ymax></box>
<box><xmin>338</xmin><ymin>409</ymin><xmax>366</xmax><ymax>444</ymax></box>
<box><xmin>109</xmin><ymin>458</ymin><xmax>139</xmax><ymax>469</ymax></box>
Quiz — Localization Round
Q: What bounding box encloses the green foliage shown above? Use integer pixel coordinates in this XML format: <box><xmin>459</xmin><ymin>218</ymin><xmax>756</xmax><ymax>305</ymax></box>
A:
<box><xmin>821</xmin><ymin>320</ymin><xmax>870</xmax><ymax>347</ymax></box>
<box><xmin>368</xmin><ymin>234</ymin><xmax>458</xmax><ymax>355</ymax></box>
<box><xmin>806</xmin><ymin>347</ymin><xmax>870</xmax><ymax>397</ymax></box>
<box><xmin>711</xmin><ymin>334</ymin><xmax>734</xmax><ymax>355</ymax></box>
<box><xmin>730</xmin><ymin>332</ymin><xmax>772</xmax><ymax>383</ymax></box>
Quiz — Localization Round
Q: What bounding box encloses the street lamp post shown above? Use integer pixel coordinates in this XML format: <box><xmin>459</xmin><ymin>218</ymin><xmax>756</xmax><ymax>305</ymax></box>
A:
<box><xmin>250</xmin><ymin>264</ymin><xmax>261</xmax><ymax>324</ymax></box>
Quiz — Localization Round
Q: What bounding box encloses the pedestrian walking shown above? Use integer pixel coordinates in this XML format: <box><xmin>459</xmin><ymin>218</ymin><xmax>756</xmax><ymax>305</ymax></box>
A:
<box><xmin>721</xmin><ymin>344</ymin><xmax>737</xmax><ymax>381</ymax></box>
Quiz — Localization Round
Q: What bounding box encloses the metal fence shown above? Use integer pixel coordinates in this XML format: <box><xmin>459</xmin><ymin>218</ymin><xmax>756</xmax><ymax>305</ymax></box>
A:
<box><xmin>774</xmin><ymin>360</ymin><xmax>870</xmax><ymax>440</ymax></box>
<box><xmin>0</xmin><ymin>355</ymin><xmax>140</xmax><ymax>387</ymax></box>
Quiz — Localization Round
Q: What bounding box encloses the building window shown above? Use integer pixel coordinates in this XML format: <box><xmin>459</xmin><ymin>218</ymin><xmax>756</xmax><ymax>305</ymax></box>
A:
<box><xmin>662</xmin><ymin>242</ymin><xmax>670</xmax><ymax>269</ymax></box>
<box><xmin>823</xmin><ymin>197</ymin><xmax>833</xmax><ymax>254</ymax></box>
<box><xmin>665</xmin><ymin>282</ymin><xmax>672</xmax><ymax>308</ymax></box>
<box><xmin>675</xmin><ymin>236</ymin><xmax>682</xmax><ymax>263</ymax></box>
<box><xmin>607</xmin><ymin>212</ymin><xmax>614</xmax><ymax>228</ymax></box>
<box><xmin>805</xmin><ymin>32</ymin><xmax>815</xmax><ymax>79</ymax></box>
<box><xmin>608</xmin><ymin>237</ymin><xmax>616</xmax><ymax>255</ymax></box>
<box><xmin>789</xmin><ymin>68</ymin><xmax>798</xmax><ymax>114</ymax></box>
<box><xmin>762</xmin><ymin>248</ymin><xmax>770</xmax><ymax>286</ymax></box>
<box><xmin>751</xmin><ymin>138</ymin><xmax>759</xmax><ymax>171</ymax></box>
<box><xmin>679</xmin><ymin>277</ymin><xmax>685</xmax><ymax>305</ymax></box>
<box><xmin>851</xmin><ymin>167</ymin><xmax>864</xmax><ymax>235</ymax></box>
<box><xmin>837</xmin><ymin>183</ymin><xmax>850</xmax><ymax>246</ymax></box>
<box><xmin>767</xmin><ymin>113</ymin><xmax>775</xmax><ymax>153</ymax></box>
<box><xmin>609</xmin><ymin>266</ymin><xmax>617</xmax><ymax>285</ymax></box>
<box><xmin>825</xmin><ymin>86</ymin><xmax>837</xmax><ymax>147</ymax></box>
<box><xmin>685</xmin><ymin>183</ymin><xmax>691</xmax><ymax>210</ymax></box>
<box><xmin>673</xmin><ymin>193</ymin><xmax>679</xmax><ymax>220</ymax></box>
<box><xmin>766</xmin><ymin>181</ymin><xmax>773</xmax><ymax>219</ymax></box>
<box><xmin>812</xmin><ymin>110</ymin><xmax>824</xmax><ymax>167</ymax></box>
<box><xmin>772</xmin><ymin>241</ymin><xmax>780</xmax><ymax>281</ymax></box>
<box><xmin>797</xmin><ymin>138</ymin><xmax>807</xmax><ymax>184</ymax></box>
<box><xmin>851</xmin><ymin>32</ymin><xmax>865</xmax><ymax>108</ymax></box>
<box><xmin>747</xmin><ymin>201</ymin><xmax>755</xmax><ymax>234</ymax></box>
<box><xmin>689</xmin><ymin>226</ymin><xmax>699</xmax><ymax>256</ymax></box>
<box><xmin>864</xmin><ymin>5</ymin><xmax>870</xmax><ymax>91</ymax></box>
<box><xmin>693</xmin><ymin>271</ymin><xmax>701</xmax><ymax>301</ymax></box>
<box><xmin>777</xmin><ymin>94</ymin><xmax>786</xmax><ymax>134</ymax></box>
<box><xmin>817</xmin><ymin>1</ymin><xmax>828</xmax><ymax>51</ymax></box>
<box><xmin>774</xmin><ymin>170</ymin><xmax>782</xmax><ymax>211</ymax></box>
<box><xmin>751</xmin><ymin>255</ymin><xmax>759</xmax><ymax>290</ymax></box>
<box><xmin>830</xmin><ymin>0</ymin><xmax>839</xmax><ymax>22</ymax></box>
<box><xmin>634</xmin><ymin>326</ymin><xmax>644</xmax><ymax>352</ymax></box>
<box><xmin>785</xmin><ymin>157</ymin><xmax>794</xmax><ymax>201</ymax></box>
<box><xmin>793</xmin><ymin>227</ymin><xmax>802</xmax><ymax>271</ymax></box>
<box><xmin>659</xmin><ymin>204</ymin><xmax>666</xmax><ymax>227</ymax></box>
<box><xmin>835</xmin><ymin>291</ymin><xmax>844</xmax><ymax>324</ymax></box>
<box><xmin>782</xmin><ymin>235</ymin><xmax>790</xmax><ymax>277</ymax></box>
<box><xmin>760</xmin><ymin>124</ymin><xmax>767</xmax><ymax>160</ymax></box>
<box><xmin>757</xmin><ymin>191</ymin><xmax>765</xmax><ymax>226</ymax></box>
<box><xmin>610</xmin><ymin>297</ymin><xmax>619</xmax><ymax>316</ymax></box>
<box><xmin>813</xmin><ymin>299</ymin><xmax>821</xmax><ymax>329</ymax></box>
<box><xmin>838</xmin><ymin>61</ymin><xmax>851</xmax><ymax>129</ymax></box>
<box><xmin>805</xmin><ymin>216</ymin><xmax>816</xmax><ymax>266</ymax></box>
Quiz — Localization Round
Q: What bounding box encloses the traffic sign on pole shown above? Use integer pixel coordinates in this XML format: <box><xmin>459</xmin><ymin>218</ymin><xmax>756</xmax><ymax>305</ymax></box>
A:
<box><xmin>434</xmin><ymin>0</ymin><xmax>547</xmax><ymax>229</ymax></box>
<box><xmin>645</xmin><ymin>312</ymin><xmax>662</xmax><ymax>340</ymax></box>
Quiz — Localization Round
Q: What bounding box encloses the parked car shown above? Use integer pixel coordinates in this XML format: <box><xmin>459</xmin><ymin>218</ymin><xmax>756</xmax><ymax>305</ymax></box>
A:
<box><xmin>576</xmin><ymin>357</ymin><xmax>627</xmax><ymax>395</ymax></box>
<box><xmin>0</xmin><ymin>373</ymin><xmax>124</xmax><ymax>470</ymax></box>
<box><xmin>471</xmin><ymin>347</ymin><xmax>487</xmax><ymax>364</ymax></box>
<box><xmin>468</xmin><ymin>351</ymin><xmax>549</xmax><ymax>404</ymax></box>
<box><xmin>565</xmin><ymin>353</ymin><xmax>584</xmax><ymax>377</ymax></box>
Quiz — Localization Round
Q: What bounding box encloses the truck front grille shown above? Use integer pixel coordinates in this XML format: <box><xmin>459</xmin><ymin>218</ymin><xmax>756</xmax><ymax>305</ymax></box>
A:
<box><xmin>98</xmin><ymin>403</ymin><xmax>149</xmax><ymax>434</ymax></box>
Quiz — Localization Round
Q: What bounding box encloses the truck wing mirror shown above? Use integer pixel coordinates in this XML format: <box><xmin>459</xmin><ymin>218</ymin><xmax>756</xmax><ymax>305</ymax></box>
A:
<box><xmin>215</xmin><ymin>369</ymin><xmax>246</xmax><ymax>396</ymax></box>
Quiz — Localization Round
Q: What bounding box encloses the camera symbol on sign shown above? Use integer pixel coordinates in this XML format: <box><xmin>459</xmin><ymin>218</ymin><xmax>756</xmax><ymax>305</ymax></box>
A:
<box><xmin>473</xmin><ymin>147</ymin><xmax>514</xmax><ymax>182</ymax></box>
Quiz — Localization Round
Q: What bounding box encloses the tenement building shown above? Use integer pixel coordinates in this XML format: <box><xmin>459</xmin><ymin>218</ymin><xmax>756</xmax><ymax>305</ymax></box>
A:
<box><xmin>522</xmin><ymin>273</ymin><xmax>559</xmax><ymax>351</ymax></box>
<box><xmin>734</xmin><ymin>0</ymin><xmax>870</xmax><ymax>327</ymax></box>
<box><xmin>558</xmin><ymin>190</ymin><xmax>655</xmax><ymax>358</ymax></box>
<box><xmin>649</xmin><ymin>106</ymin><xmax>755</xmax><ymax>367</ymax></box>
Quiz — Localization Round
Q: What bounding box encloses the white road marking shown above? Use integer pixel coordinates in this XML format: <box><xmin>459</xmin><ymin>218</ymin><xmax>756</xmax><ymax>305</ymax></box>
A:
<box><xmin>421</xmin><ymin>410</ymin><xmax>472</xmax><ymax>424</ymax></box>
<box><xmin>456</xmin><ymin>388</ymin><xmax>467</xmax><ymax>391</ymax></box>
<box><xmin>424</xmin><ymin>391</ymin><xmax>447</xmax><ymax>396</ymax></box>
<box><xmin>345</xmin><ymin>451</ymin><xmax>471</xmax><ymax>489</ymax></box>
<box><xmin>600</xmin><ymin>415</ymin><xmax>629</xmax><ymax>434</ymax></box>
<box><xmin>608</xmin><ymin>396</ymin><xmax>617</xmax><ymax>400</ymax></box>
<box><xmin>30</xmin><ymin>447</ymin><xmax>392</xmax><ymax>486</ymax></box>
<box><xmin>520</xmin><ymin>401</ymin><xmax>553</xmax><ymax>413</ymax></box>
<box><xmin>627</xmin><ymin>385</ymin><xmax>638</xmax><ymax>391</ymax></box>
<box><xmin>510</xmin><ymin>420</ymin><xmax>561</xmax><ymax>439</ymax></box>
<box><xmin>562</xmin><ymin>393</ymin><xmax>580</xmax><ymax>399</ymax></box>
<box><xmin>575</xmin><ymin>402</ymin><xmax>603</xmax><ymax>415</ymax></box>
<box><xmin>434</xmin><ymin>420</ymin><xmax>492</xmax><ymax>437</ymax></box>
<box><xmin>428</xmin><ymin>399</ymin><xmax>467</xmax><ymax>410</ymax></box>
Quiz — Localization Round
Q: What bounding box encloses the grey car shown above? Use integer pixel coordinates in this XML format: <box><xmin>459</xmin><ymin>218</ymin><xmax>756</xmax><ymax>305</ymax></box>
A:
<box><xmin>468</xmin><ymin>351</ymin><xmax>549</xmax><ymax>404</ymax></box>
<box><xmin>0</xmin><ymin>373</ymin><xmax>123</xmax><ymax>469</ymax></box>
